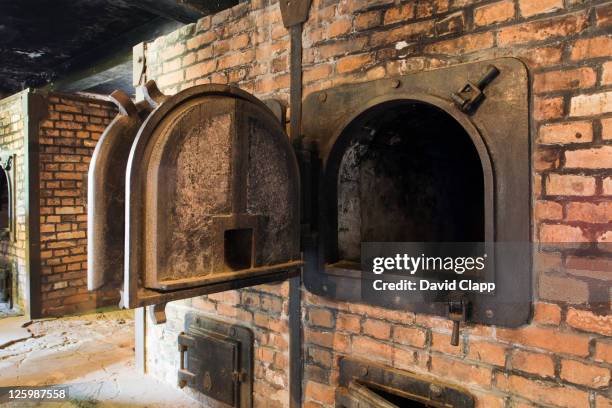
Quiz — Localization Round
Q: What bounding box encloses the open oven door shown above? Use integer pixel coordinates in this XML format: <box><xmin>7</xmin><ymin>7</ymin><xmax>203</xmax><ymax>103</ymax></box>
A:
<box><xmin>88</xmin><ymin>81</ymin><xmax>301</xmax><ymax>312</ymax></box>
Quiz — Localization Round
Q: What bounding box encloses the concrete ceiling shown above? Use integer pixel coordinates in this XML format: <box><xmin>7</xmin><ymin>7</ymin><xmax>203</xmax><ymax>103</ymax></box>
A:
<box><xmin>0</xmin><ymin>0</ymin><xmax>239</xmax><ymax>96</ymax></box>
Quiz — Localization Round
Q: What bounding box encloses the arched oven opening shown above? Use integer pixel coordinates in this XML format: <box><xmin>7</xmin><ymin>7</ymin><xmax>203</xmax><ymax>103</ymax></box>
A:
<box><xmin>324</xmin><ymin>100</ymin><xmax>487</xmax><ymax>270</ymax></box>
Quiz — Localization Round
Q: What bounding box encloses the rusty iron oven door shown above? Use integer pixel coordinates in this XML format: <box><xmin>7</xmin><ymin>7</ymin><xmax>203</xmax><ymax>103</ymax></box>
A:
<box><xmin>88</xmin><ymin>82</ymin><xmax>301</xmax><ymax>309</ymax></box>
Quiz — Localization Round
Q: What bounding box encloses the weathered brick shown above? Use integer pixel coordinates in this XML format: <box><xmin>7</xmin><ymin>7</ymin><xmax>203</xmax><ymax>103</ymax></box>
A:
<box><xmin>566</xmin><ymin>202</ymin><xmax>612</xmax><ymax>223</ymax></box>
<box><xmin>570</xmin><ymin>91</ymin><xmax>612</xmax><ymax>117</ymax></box>
<box><xmin>511</xmin><ymin>350</ymin><xmax>555</xmax><ymax>378</ymax></box>
<box><xmin>497</xmin><ymin>325</ymin><xmax>590</xmax><ymax>356</ymax></box>
<box><xmin>533</xmin><ymin>302</ymin><xmax>562</xmax><ymax>325</ymax></box>
<box><xmin>566</xmin><ymin>308</ymin><xmax>612</xmax><ymax>336</ymax></box>
<box><xmin>384</xmin><ymin>4</ymin><xmax>414</xmax><ymax>25</ymax></box>
<box><xmin>363</xmin><ymin>319</ymin><xmax>391</xmax><ymax>339</ymax></box>
<box><xmin>539</xmin><ymin>121</ymin><xmax>593</xmax><ymax>145</ymax></box>
<box><xmin>308</xmin><ymin>308</ymin><xmax>334</xmax><ymax>328</ymax></box>
<box><xmin>497</xmin><ymin>13</ymin><xmax>587</xmax><ymax>46</ymax></box>
<box><xmin>424</xmin><ymin>32</ymin><xmax>494</xmax><ymax>55</ymax></box>
<box><xmin>535</xmin><ymin>200</ymin><xmax>563</xmax><ymax>221</ymax></box>
<box><xmin>430</xmin><ymin>356</ymin><xmax>492</xmax><ymax>386</ymax></box>
<box><xmin>565</xmin><ymin>146</ymin><xmax>612</xmax><ymax>169</ymax></box>
<box><xmin>534</xmin><ymin>96</ymin><xmax>564</xmax><ymax>121</ymax></box>
<box><xmin>539</xmin><ymin>273</ymin><xmax>590</xmax><ymax>304</ymax></box>
<box><xmin>595</xmin><ymin>341</ymin><xmax>612</xmax><ymax>364</ymax></box>
<box><xmin>546</xmin><ymin>174</ymin><xmax>596</xmax><ymax>196</ymax></box>
<box><xmin>474</xmin><ymin>0</ymin><xmax>514</xmax><ymax>27</ymax></box>
<box><xmin>336</xmin><ymin>54</ymin><xmax>372</xmax><ymax>74</ymax></box>
<box><xmin>571</xmin><ymin>36</ymin><xmax>612</xmax><ymax>61</ymax></box>
<box><xmin>495</xmin><ymin>374</ymin><xmax>590</xmax><ymax>407</ymax></box>
<box><xmin>519</xmin><ymin>0</ymin><xmax>563</xmax><ymax>18</ymax></box>
<box><xmin>467</xmin><ymin>341</ymin><xmax>507</xmax><ymax>366</ymax></box>
<box><xmin>560</xmin><ymin>359</ymin><xmax>610</xmax><ymax>388</ymax></box>
<box><xmin>534</xmin><ymin>68</ymin><xmax>596</xmax><ymax>94</ymax></box>
<box><xmin>393</xmin><ymin>326</ymin><xmax>427</xmax><ymax>348</ymax></box>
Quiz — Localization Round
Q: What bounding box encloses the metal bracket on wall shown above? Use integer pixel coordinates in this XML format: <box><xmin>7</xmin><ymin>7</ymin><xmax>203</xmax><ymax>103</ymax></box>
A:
<box><xmin>279</xmin><ymin>0</ymin><xmax>313</xmax><ymax>28</ymax></box>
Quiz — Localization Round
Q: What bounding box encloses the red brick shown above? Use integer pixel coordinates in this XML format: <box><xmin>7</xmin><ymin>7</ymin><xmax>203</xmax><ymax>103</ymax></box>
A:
<box><xmin>495</xmin><ymin>374</ymin><xmax>590</xmax><ymax>407</ymax></box>
<box><xmin>570</xmin><ymin>91</ymin><xmax>612</xmax><ymax>117</ymax></box>
<box><xmin>602</xmin><ymin>117</ymin><xmax>612</xmax><ymax>140</ymax></box>
<box><xmin>533</xmin><ymin>302</ymin><xmax>562</xmax><ymax>325</ymax></box>
<box><xmin>566</xmin><ymin>202</ymin><xmax>612</xmax><ymax>224</ymax></box>
<box><xmin>595</xmin><ymin>341</ymin><xmax>612</xmax><ymax>364</ymax></box>
<box><xmin>305</xmin><ymin>381</ymin><xmax>334</xmax><ymax>405</ymax></box>
<box><xmin>603</xmin><ymin>63</ymin><xmax>612</xmax><ymax>87</ymax></box>
<box><xmin>352</xmin><ymin>337</ymin><xmax>393</xmax><ymax>363</ymax></box>
<box><xmin>424</xmin><ymin>32</ymin><xmax>494</xmax><ymax>55</ymax></box>
<box><xmin>535</xmin><ymin>200</ymin><xmax>563</xmax><ymax>221</ymax></box>
<box><xmin>363</xmin><ymin>319</ymin><xmax>391</xmax><ymax>339</ymax></box>
<box><xmin>355</xmin><ymin>11</ymin><xmax>381</xmax><ymax>31</ymax></box>
<box><xmin>565</xmin><ymin>146</ymin><xmax>612</xmax><ymax>169</ymax></box>
<box><xmin>430</xmin><ymin>356</ymin><xmax>492</xmax><ymax>387</ymax></box>
<box><xmin>605</xmin><ymin>177</ymin><xmax>612</xmax><ymax>196</ymax></box>
<box><xmin>566</xmin><ymin>308</ymin><xmax>612</xmax><ymax>336</ymax></box>
<box><xmin>467</xmin><ymin>341</ymin><xmax>507</xmax><ymax>366</ymax></box>
<box><xmin>511</xmin><ymin>350</ymin><xmax>555</xmax><ymax>378</ymax></box>
<box><xmin>303</xmin><ymin>64</ymin><xmax>332</xmax><ymax>83</ymax></box>
<box><xmin>393</xmin><ymin>326</ymin><xmax>427</xmax><ymax>348</ymax></box>
<box><xmin>497</xmin><ymin>13</ymin><xmax>587</xmax><ymax>46</ymax></box>
<box><xmin>596</xmin><ymin>395</ymin><xmax>612</xmax><ymax>408</ymax></box>
<box><xmin>539</xmin><ymin>121</ymin><xmax>593</xmax><ymax>145</ymax></box>
<box><xmin>539</xmin><ymin>273</ymin><xmax>590</xmax><ymax>304</ymax></box>
<box><xmin>561</xmin><ymin>359</ymin><xmax>610</xmax><ymax>388</ymax></box>
<box><xmin>539</xmin><ymin>223</ymin><xmax>587</xmax><ymax>242</ymax></box>
<box><xmin>497</xmin><ymin>325</ymin><xmax>590</xmax><ymax>356</ymax></box>
<box><xmin>534</xmin><ymin>68</ymin><xmax>596</xmax><ymax>94</ymax></box>
<box><xmin>431</xmin><ymin>332</ymin><xmax>464</xmax><ymax>355</ymax></box>
<box><xmin>335</xmin><ymin>313</ymin><xmax>360</xmax><ymax>333</ymax></box>
<box><xmin>308</xmin><ymin>308</ymin><xmax>334</xmax><ymax>328</ymax></box>
<box><xmin>473</xmin><ymin>0</ymin><xmax>514</xmax><ymax>27</ymax></box>
<box><xmin>534</xmin><ymin>96</ymin><xmax>564</xmax><ymax>121</ymax></box>
<box><xmin>384</xmin><ymin>4</ymin><xmax>414</xmax><ymax>25</ymax></box>
<box><xmin>546</xmin><ymin>174</ymin><xmax>596</xmax><ymax>196</ymax></box>
<box><xmin>327</xmin><ymin>19</ymin><xmax>352</xmax><ymax>37</ymax></box>
<box><xmin>566</xmin><ymin>256</ymin><xmax>612</xmax><ymax>281</ymax></box>
<box><xmin>519</xmin><ymin>0</ymin><xmax>563</xmax><ymax>17</ymax></box>
<box><xmin>336</xmin><ymin>54</ymin><xmax>372</xmax><ymax>74</ymax></box>
<box><xmin>571</xmin><ymin>36</ymin><xmax>612</xmax><ymax>61</ymax></box>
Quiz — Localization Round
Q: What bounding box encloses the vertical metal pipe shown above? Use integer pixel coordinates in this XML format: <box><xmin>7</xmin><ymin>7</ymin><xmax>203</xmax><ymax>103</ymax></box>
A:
<box><xmin>288</xmin><ymin>23</ymin><xmax>304</xmax><ymax>408</ymax></box>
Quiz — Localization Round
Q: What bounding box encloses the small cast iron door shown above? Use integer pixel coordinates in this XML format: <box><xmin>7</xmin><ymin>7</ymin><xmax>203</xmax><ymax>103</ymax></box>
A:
<box><xmin>88</xmin><ymin>82</ymin><xmax>301</xmax><ymax>309</ymax></box>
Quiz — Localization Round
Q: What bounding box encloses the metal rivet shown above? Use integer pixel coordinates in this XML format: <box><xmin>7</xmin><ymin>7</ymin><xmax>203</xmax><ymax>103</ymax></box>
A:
<box><xmin>575</xmin><ymin>132</ymin><xmax>582</xmax><ymax>139</ymax></box>
<box><xmin>230</xmin><ymin>328</ymin><xmax>237</xmax><ymax>337</ymax></box>
<box><xmin>322</xmin><ymin>284</ymin><xmax>328</xmax><ymax>292</ymax></box>
<box><xmin>318</xmin><ymin>92</ymin><xmax>327</xmax><ymax>102</ymax></box>
<box><xmin>359</xmin><ymin>367</ymin><xmax>368</xmax><ymax>377</ymax></box>
<box><xmin>391</xmin><ymin>79</ymin><xmax>401</xmax><ymax>88</ymax></box>
<box><xmin>486</xmin><ymin>309</ymin><xmax>494</xmax><ymax>318</ymax></box>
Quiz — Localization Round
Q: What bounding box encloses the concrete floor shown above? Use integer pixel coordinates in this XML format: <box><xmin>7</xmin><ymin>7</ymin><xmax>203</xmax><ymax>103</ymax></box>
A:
<box><xmin>0</xmin><ymin>311</ymin><xmax>201</xmax><ymax>408</ymax></box>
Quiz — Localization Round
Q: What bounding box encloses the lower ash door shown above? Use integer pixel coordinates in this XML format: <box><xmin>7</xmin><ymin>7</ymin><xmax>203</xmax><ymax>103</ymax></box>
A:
<box><xmin>337</xmin><ymin>358</ymin><xmax>474</xmax><ymax>408</ymax></box>
<box><xmin>178</xmin><ymin>313</ymin><xmax>253</xmax><ymax>408</ymax></box>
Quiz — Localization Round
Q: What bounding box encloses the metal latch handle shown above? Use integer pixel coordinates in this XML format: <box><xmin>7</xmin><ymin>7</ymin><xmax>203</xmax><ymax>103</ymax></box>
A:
<box><xmin>451</xmin><ymin>65</ymin><xmax>500</xmax><ymax>113</ymax></box>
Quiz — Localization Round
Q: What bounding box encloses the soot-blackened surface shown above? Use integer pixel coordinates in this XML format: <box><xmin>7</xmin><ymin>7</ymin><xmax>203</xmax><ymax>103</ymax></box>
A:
<box><xmin>246</xmin><ymin>117</ymin><xmax>297</xmax><ymax>265</ymax></box>
<box><xmin>162</xmin><ymin>107</ymin><xmax>233</xmax><ymax>280</ymax></box>
<box><xmin>337</xmin><ymin>102</ymin><xmax>484</xmax><ymax>262</ymax></box>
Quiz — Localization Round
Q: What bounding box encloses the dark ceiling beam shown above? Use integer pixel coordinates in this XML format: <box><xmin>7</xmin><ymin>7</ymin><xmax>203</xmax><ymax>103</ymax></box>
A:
<box><xmin>46</xmin><ymin>17</ymin><xmax>182</xmax><ymax>94</ymax></box>
<box><xmin>120</xmin><ymin>0</ymin><xmax>241</xmax><ymax>24</ymax></box>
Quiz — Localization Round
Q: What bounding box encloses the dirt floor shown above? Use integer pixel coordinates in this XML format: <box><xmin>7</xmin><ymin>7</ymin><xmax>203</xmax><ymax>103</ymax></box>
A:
<box><xmin>0</xmin><ymin>310</ymin><xmax>201</xmax><ymax>407</ymax></box>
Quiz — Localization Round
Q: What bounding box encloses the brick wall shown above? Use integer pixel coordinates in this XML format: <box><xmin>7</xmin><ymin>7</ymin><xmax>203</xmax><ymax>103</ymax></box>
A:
<box><xmin>38</xmin><ymin>93</ymin><xmax>118</xmax><ymax>316</ymax></box>
<box><xmin>0</xmin><ymin>91</ymin><xmax>29</xmax><ymax>312</ymax></box>
<box><xmin>141</xmin><ymin>0</ymin><xmax>612</xmax><ymax>407</ymax></box>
